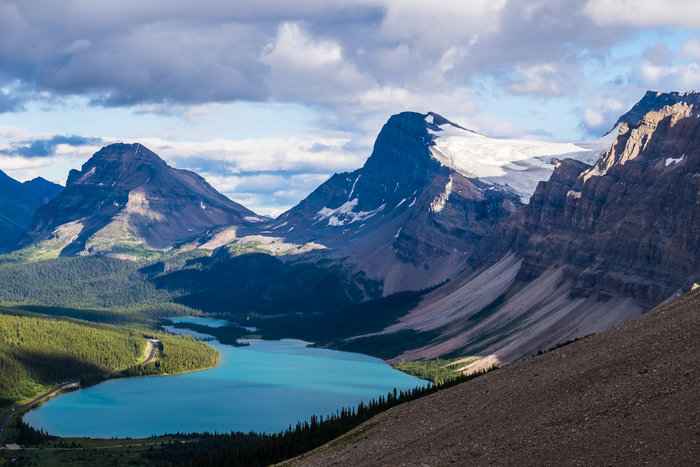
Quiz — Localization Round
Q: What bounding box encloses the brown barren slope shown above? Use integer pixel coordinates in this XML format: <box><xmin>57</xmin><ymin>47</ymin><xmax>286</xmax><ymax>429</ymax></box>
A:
<box><xmin>287</xmin><ymin>289</ymin><xmax>700</xmax><ymax>466</ymax></box>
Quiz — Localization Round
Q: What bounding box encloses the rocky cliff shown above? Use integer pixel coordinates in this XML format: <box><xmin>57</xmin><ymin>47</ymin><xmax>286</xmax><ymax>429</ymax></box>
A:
<box><xmin>490</xmin><ymin>100</ymin><xmax>700</xmax><ymax>307</ymax></box>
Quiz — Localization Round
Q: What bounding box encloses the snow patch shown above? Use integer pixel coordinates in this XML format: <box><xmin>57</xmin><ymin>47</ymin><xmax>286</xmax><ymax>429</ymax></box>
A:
<box><xmin>394</xmin><ymin>227</ymin><xmax>402</xmax><ymax>238</ymax></box>
<box><xmin>425</xmin><ymin>114</ymin><xmax>434</xmax><ymax>124</ymax></box>
<box><xmin>567</xmin><ymin>190</ymin><xmax>582</xmax><ymax>199</ymax></box>
<box><xmin>245</xmin><ymin>216</ymin><xmax>264</xmax><ymax>223</ymax></box>
<box><xmin>408</xmin><ymin>198</ymin><xmax>416</xmax><ymax>208</ymax></box>
<box><xmin>200</xmin><ymin>202</ymin><xmax>207</xmax><ymax>210</ymax></box>
<box><xmin>271</xmin><ymin>221</ymin><xmax>288</xmax><ymax>230</ymax></box>
<box><xmin>315</xmin><ymin>198</ymin><xmax>386</xmax><ymax>227</ymax></box>
<box><xmin>80</xmin><ymin>167</ymin><xmax>96</xmax><ymax>181</ymax></box>
<box><xmin>430</xmin><ymin>177</ymin><xmax>453</xmax><ymax>213</ymax></box>
<box><xmin>429</xmin><ymin>123</ymin><xmax>594</xmax><ymax>202</ymax></box>
<box><xmin>665</xmin><ymin>155</ymin><xmax>685</xmax><ymax>166</ymax></box>
<box><xmin>348</xmin><ymin>174</ymin><xmax>361</xmax><ymax>200</ymax></box>
<box><xmin>396</xmin><ymin>197</ymin><xmax>407</xmax><ymax>208</ymax></box>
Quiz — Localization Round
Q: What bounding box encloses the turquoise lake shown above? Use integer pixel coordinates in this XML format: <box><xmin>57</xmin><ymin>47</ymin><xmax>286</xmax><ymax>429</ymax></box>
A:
<box><xmin>23</xmin><ymin>319</ymin><xmax>425</xmax><ymax>438</ymax></box>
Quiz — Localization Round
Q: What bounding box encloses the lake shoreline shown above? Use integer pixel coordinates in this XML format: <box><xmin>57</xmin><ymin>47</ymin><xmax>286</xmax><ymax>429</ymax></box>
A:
<box><xmin>22</xmin><ymin>317</ymin><xmax>426</xmax><ymax>439</ymax></box>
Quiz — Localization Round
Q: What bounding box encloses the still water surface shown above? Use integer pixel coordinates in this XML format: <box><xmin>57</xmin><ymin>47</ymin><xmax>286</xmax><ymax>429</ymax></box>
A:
<box><xmin>24</xmin><ymin>319</ymin><xmax>424</xmax><ymax>437</ymax></box>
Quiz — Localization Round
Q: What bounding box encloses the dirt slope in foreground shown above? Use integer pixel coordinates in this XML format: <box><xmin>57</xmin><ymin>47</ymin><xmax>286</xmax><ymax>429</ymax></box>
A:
<box><xmin>287</xmin><ymin>289</ymin><xmax>700</xmax><ymax>466</ymax></box>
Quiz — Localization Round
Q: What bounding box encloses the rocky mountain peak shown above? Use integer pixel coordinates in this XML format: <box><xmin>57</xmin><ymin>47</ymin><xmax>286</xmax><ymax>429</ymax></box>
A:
<box><xmin>590</xmin><ymin>100</ymin><xmax>699</xmax><ymax>178</ymax></box>
<box><xmin>66</xmin><ymin>143</ymin><xmax>167</xmax><ymax>187</ymax></box>
<box><xmin>612</xmin><ymin>89</ymin><xmax>700</xmax><ymax>130</ymax></box>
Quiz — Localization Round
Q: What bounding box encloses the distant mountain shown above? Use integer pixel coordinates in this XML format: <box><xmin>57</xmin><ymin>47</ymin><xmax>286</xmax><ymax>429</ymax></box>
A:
<box><xmin>17</xmin><ymin>143</ymin><xmax>266</xmax><ymax>257</ymax></box>
<box><xmin>0</xmin><ymin>171</ymin><xmax>62</xmax><ymax>252</ymax></box>
<box><xmin>259</xmin><ymin>111</ymin><xmax>601</xmax><ymax>293</ymax></box>
<box><xmin>371</xmin><ymin>91</ymin><xmax>700</xmax><ymax>362</ymax></box>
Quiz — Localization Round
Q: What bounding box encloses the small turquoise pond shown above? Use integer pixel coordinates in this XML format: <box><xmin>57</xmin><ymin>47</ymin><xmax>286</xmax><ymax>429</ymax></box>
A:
<box><xmin>24</xmin><ymin>319</ymin><xmax>425</xmax><ymax>438</ymax></box>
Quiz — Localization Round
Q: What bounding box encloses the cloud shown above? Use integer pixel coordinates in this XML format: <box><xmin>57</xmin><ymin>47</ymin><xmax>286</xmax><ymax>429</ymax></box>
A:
<box><xmin>200</xmin><ymin>172</ymin><xmax>332</xmax><ymax>216</ymax></box>
<box><xmin>638</xmin><ymin>61</ymin><xmax>700</xmax><ymax>90</ymax></box>
<box><xmin>583</xmin><ymin>0</ymin><xmax>700</xmax><ymax>28</ymax></box>
<box><xmin>1</xmin><ymin>135</ymin><xmax>103</xmax><ymax>158</ymax></box>
<box><xmin>507</xmin><ymin>63</ymin><xmax>565</xmax><ymax>97</ymax></box>
<box><xmin>581</xmin><ymin>97</ymin><xmax>627</xmax><ymax>134</ymax></box>
<box><xmin>0</xmin><ymin>0</ymin><xmax>697</xmax><ymax>161</ymax></box>
<box><xmin>679</xmin><ymin>37</ymin><xmax>700</xmax><ymax>61</ymax></box>
<box><xmin>139</xmin><ymin>135</ymin><xmax>365</xmax><ymax>173</ymax></box>
<box><xmin>261</xmin><ymin>22</ymin><xmax>374</xmax><ymax>104</ymax></box>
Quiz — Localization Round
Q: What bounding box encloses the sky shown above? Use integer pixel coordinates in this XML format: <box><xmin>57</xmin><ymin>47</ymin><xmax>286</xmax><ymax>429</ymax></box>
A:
<box><xmin>0</xmin><ymin>0</ymin><xmax>699</xmax><ymax>216</ymax></box>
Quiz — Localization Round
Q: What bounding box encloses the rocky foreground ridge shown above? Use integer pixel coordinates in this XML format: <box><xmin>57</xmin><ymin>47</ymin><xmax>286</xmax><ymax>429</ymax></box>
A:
<box><xmin>287</xmin><ymin>288</ymin><xmax>700</xmax><ymax>466</ymax></box>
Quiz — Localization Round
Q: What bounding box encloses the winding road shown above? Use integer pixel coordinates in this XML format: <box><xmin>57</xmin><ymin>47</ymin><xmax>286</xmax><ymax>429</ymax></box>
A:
<box><xmin>0</xmin><ymin>380</ymin><xmax>79</xmax><ymax>445</ymax></box>
<box><xmin>0</xmin><ymin>338</ymin><xmax>160</xmax><ymax>445</ymax></box>
<box><xmin>142</xmin><ymin>338</ymin><xmax>159</xmax><ymax>365</ymax></box>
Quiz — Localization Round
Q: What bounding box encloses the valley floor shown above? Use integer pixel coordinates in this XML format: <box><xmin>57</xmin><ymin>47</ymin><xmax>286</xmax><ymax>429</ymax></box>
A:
<box><xmin>286</xmin><ymin>289</ymin><xmax>700</xmax><ymax>466</ymax></box>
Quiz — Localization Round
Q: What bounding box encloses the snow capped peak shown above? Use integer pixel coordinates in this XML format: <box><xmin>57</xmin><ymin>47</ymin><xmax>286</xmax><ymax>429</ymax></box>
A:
<box><xmin>428</xmin><ymin>122</ymin><xmax>596</xmax><ymax>202</ymax></box>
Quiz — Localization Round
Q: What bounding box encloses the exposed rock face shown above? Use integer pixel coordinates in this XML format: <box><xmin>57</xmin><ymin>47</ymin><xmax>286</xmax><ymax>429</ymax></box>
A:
<box><xmin>18</xmin><ymin>143</ymin><xmax>264</xmax><ymax>255</ymax></box>
<box><xmin>489</xmin><ymin>101</ymin><xmax>700</xmax><ymax>308</ymax></box>
<box><xmin>0</xmin><ymin>171</ymin><xmax>62</xmax><ymax>251</ymax></box>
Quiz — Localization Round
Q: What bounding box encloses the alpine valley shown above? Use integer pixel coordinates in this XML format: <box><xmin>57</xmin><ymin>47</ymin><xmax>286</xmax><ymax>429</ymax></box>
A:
<box><xmin>1</xmin><ymin>90</ymin><xmax>699</xmax><ymax>465</ymax></box>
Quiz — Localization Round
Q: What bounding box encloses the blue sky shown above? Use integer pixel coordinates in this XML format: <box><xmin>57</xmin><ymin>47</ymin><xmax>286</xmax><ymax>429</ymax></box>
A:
<box><xmin>0</xmin><ymin>0</ymin><xmax>698</xmax><ymax>216</ymax></box>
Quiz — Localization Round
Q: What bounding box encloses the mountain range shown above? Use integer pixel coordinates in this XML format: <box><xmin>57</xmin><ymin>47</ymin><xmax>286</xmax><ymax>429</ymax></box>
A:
<box><xmin>2</xmin><ymin>89</ymin><xmax>698</xmax><ymax>364</ymax></box>
<box><xmin>0</xmin><ymin>171</ymin><xmax>62</xmax><ymax>252</ymax></box>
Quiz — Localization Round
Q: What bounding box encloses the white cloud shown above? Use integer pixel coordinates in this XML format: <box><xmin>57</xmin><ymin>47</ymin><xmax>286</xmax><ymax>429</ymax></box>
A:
<box><xmin>581</xmin><ymin>97</ymin><xmax>628</xmax><ymax>133</ymax></box>
<box><xmin>261</xmin><ymin>22</ymin><xmax>374</xmax><ymax>104</ymax></box>
<box><xmin>639</xmin><ymin>61</ymin><xmax>700</xmax><ymax>90</ymax></box>
<box><xmin>680</xmin><ymin>37</ymin><xmax>700</xmax><ymax>61</ymax></box>
<box><xmin>583</xmin><ymin>108</ymin><xmax>605</xmax><ymax>129</ymax></box>
<box><xmin>507</xmin><ymin>63</ymin><xmax>564</xmax><ymax>96</ymax></box>
<box><xmin>201</xmin><ymin>172</ymin><xmax>332</xmax><ymax>217</ymax></box>
<box><xmin>262</xmin><ymin>22</ymin><xmax>342</xmax><ymax>68</ymax></box>
<box><xmin>583</xmin><ymin>0</ymin><xmax>700</xmax><ymax>28</ymax></box>
<box><xmin>139</xmin><ymin>136</ymin><xmax>364</xmax><ymax>173</ymax></box>
<box><xmin>380</xmin><ymin>0</ymin><xmax>505</xmax><ymax>47</ymax></box>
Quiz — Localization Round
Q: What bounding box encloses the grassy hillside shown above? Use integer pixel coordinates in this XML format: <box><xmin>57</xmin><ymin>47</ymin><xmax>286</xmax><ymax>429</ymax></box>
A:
<box><xmin>0</xmin><ymin>308</ymin><xmax>219</xmax><ymax>412</ymax></box>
